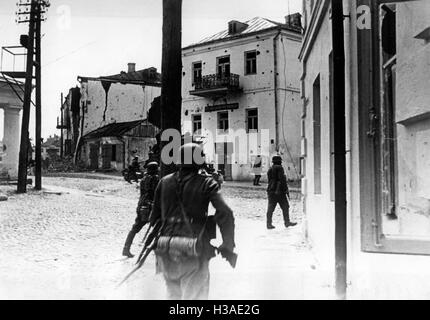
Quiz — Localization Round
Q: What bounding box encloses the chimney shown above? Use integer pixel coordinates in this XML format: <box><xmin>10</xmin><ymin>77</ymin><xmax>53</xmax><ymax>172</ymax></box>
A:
<box><xmin>285</xmin><ymin>13</ymin><xmax>302</xmax><ymax>29</ymax></box>
<box><xmin>228</xmin><ymin>20</ymin><xmax>248</xmax><ymax>35</ymax></box>
<box><xmin>127</xmin><ymin>63</ymin><xmax>136</xmax><ymax>73</ymax></box>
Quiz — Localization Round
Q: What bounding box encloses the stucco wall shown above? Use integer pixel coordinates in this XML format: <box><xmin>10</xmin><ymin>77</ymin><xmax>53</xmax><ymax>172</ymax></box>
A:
<box><xmin>301</xmin><ymin>7</ymin><xmax>335</xmax><ymax>284</ymax></box>
<box><xmin>181</xmin><ymin>29</ymin><xmax>302</xmax><ymax>181</ymax></box>
<box><xmin>81</xmin><ymin>80</ymin><xmax>160</xmax><ymax>136</ymax></box>
<box><xmin>0</xmin><ymin>81</ymin><xmax>23</xmax><ymax>179</ymax></box>
<box><xmin>277</xmin><ymin>35</ymin><xmax>302</xmax><ymax>181</ymax></box>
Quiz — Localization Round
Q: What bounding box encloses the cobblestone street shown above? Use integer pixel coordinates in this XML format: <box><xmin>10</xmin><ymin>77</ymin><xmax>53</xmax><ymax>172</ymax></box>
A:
<box><xmin>0</xmin><ymin>175</ymin><xmax>333</xmax><ymax>300</ymax></box>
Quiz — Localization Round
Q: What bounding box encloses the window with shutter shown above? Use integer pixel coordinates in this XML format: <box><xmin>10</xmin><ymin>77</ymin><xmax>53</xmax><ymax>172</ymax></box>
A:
<box><xmin>358</xmin><ymin>0</ymin><xmax>430</xmax><ymax>255</ymax></box>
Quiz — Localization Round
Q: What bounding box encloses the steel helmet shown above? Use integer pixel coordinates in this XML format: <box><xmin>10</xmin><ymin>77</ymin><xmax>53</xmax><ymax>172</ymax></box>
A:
<box><xmin>176</xmin><ymin>143</ymin><xmax>205</xmax><ymax>168</ymax></box>
<box><xmin>272</xmin><ymin>155</ymin><xmax>283</xmax><ymax>164</ymax></box>
<box><xmin>146</xmin><ymin>161</ymin><xmax>159</xmax><ymax>174</ymax></box>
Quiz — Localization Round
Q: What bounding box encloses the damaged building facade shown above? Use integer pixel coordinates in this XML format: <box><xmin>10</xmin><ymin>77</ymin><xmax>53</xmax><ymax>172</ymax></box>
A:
<box><xmin>181</xmin><ymin>15</ymin><xmax>303</xmax><ymax>181</ymax></box>
<box><xmin>0</xmin><ymin>78</ymin><xmax>24</xmax><ymax>181</ymax></box>
<box><xmin>300</xmin><ymin>0</ymin><xmax>430</xmax><ymax>298</ymax></box>
<box><xmin>59</xmin><ymin>64</ymin><xmax>161</xmax><ymax>171</ymax></box>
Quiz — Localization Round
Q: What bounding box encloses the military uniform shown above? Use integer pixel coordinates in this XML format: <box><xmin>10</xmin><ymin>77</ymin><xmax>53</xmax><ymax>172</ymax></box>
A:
<box><xmin>127</xmin><ymin>157</ymin><xmax>141</xmax><ymax>183</ymax></box>
<box><xmin>150</xmin><ymin>161</ymin><xmax>235</xmax><ymax>300</ymax></box>
<box><xmin>266</xmin><ymin>156</ymin><xmax>297</xmax><ymax>229</ymax></box>
<box><xmin>253</xmin><ymin>156</ymin><xmax>263</xmax><ymax>186</ymax></box>
<box><xmin>123</xmin><ymin>164</ymin><xmax>159</xmax><ymax>258</ymax></box>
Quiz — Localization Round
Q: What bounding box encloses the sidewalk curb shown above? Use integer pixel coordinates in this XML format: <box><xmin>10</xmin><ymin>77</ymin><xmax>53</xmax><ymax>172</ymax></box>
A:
<box><xmin>223</xmin><ymin>183</ymin><xmax>301</xmax><ymax>193</ymax></box>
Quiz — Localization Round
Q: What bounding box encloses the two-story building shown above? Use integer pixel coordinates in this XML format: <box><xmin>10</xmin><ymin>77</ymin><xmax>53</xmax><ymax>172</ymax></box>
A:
<box><xmin>59</xmin><ymin>63</ymin><xmax>161</xmax><ymax>171</ymax></box>
<box><xmin>300</xmin><ymin>0</ymin><xmax>430</xmax><ymax>299</ymax></box>
<box><xmin>181</xmin><ymin>15</ymin><xmax>303</xmax><ymax>181</ymax></box>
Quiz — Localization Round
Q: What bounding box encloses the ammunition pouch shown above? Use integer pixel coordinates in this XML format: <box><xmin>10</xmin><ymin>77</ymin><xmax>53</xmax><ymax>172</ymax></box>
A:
<box><xmin>137</xmin><ymin>205</ymin><xmax>151</xmax><ymax>222</ymax></box>
<box><xmin>155</xmin><ymin>236</ymin><xmax>202</xmax><ymax>261</ymax></box>
<box><xmin>156</xmin><ymin>173</ymin><xmax>218</xmax><ymax>262</ymax></box>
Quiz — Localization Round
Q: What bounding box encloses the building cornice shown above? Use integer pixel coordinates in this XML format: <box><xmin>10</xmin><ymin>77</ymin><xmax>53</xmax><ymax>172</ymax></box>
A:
<box><xmin>298</xmin><ymin>0</ymin><xmax>330</xmax><ymax>62</ymax></box>
<box><xmin>77</xmin><ymin>76</ymin><xmax>161</xmax><ymax>87</ymax></box>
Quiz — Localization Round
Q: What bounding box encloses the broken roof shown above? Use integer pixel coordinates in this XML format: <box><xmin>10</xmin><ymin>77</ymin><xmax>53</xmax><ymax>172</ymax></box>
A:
<box><xmin>183</xmin><ymin>16</ymin><xmax>302</xmax><ymax>50</ymax></box>
<box><xmin>83</xmin><ymin>120</ymin><xmax>148</xmax><ymax>140</ymax></box>
<box><xmin>78</xmin><ymin>67</ymin><xmax>161</xmax><ymax>86</ymax></box>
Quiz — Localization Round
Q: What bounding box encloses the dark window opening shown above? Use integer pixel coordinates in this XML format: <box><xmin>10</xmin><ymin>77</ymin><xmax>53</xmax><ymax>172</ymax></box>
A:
<box><xmin>111</xmin><ymin>145</ymin><xmax>117</xmax><ymax>162</ymax></box>
<box><xmin>217</xmin><ymin>56</ymin><xmax>230</xmax><ymax>78</ymax></box>
<box><xmin>313</xmin><ymin>75</ymin><xmax>321</xmax><ymax>195</ymax></box>
<box><xmin>192</xmin><ymin>62</ymin><xmax>202</xmax><ymax>85</ymax></box>
<box><xmin>247</xmin><ymin>108</ymin><xmax>258</xmax><ymax>132</ymax></box>
<box><xmin>245</xmin><ymin>51</ymin><xmax>257</xmax><ymax>75</ymax></box>
<box><xmin>380</xmin><ymin>4</ymin><xmax>398</xmax><ymax>219</ymax></box>
<box><xmin>192</xmin><ymin>114</ymin><xmax>202</xmax><ymax>134</ymax></box>
<box><xmin>218</xmin><ymin>112</ymin><xmax>229</xmax><ymax>132</ymax></box>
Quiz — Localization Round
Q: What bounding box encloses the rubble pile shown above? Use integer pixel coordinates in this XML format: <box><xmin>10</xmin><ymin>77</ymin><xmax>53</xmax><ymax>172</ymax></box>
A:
<box><xmin>42</xmin><ymin>156</ymin><xmax>87</xmax><ymax>173</ymax></box>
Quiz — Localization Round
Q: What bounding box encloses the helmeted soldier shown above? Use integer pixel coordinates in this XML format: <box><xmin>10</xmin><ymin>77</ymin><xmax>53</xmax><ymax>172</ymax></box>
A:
<box><xmin>122</xmin><ymin>161</ymin><xmax>160</xmax><ymax>258</ymax></box>
<box><xmin>149</xmin><ymin>143</ymin><xmax>235</xmax><ymax>300</ymax></box>
<box><xmin>266</xmin><ymin>155</ymin><xmax>297</xmax><ymax>229</ymax></box>
<box><xmin>127</xmin><ymin>156</ymin><xmax>141</xmax><ymax>183</ymax></box>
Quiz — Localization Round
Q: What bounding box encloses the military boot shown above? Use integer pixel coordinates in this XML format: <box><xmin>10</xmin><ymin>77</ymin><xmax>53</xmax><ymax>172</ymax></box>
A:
<box><xmin>122</xmin><ymin>231</ymin><xmax>136</xmax><ymax>258</ymax></box>
<box><xmin>266</xmin><ymin>221</ymin><xmax>275</xmax><ymax>229</ymax></box>
<box><xmin>285</xmin><ymin>221</ymin><xmax>298</xmax><ymax>228</ymax></box>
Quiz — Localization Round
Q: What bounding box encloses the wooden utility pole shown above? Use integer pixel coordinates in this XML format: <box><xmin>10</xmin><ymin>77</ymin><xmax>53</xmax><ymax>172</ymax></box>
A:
<box><xmin>17</xmin><ymin>0</ymin><xmax>37</xmax><ymax>193</ymax></box>
<box><xmin>160</xmin><ymin>0</ymin><xmax>183</xmax><ymax>177</ymax></box>
<box><xmin>35</xmin><ymin>0</ymin><xmax>42</xmax><ymax>190</ymax></box>
<box><xmin>16</xmin><ymin>0</ymin><xmax>49</xmax><ymax>193</ymax></box>
<box><xmin>60</xmin><ymin>93</ymin><xmax>64</xmax><ymax>158</ymax></box>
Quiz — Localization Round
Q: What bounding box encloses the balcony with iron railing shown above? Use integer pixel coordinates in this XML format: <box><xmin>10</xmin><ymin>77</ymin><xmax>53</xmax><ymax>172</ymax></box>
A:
<box><xmin>190</xmin><ymin>73</ymin><xmax>242</xmax><ymax>98</ymax></box>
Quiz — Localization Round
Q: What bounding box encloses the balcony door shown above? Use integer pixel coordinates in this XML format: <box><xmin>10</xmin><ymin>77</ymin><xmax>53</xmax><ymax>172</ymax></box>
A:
<box><xmin>217</xmin><ymin>56</ymin><xmax>230</xmax><ymax>80</ymax></box>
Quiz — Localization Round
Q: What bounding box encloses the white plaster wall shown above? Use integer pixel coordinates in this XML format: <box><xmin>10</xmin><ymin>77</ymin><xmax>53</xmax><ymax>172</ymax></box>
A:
<box><xmin>181</xmin><ymin>29</ymin><xmax>302</xmax><ymax>181</ymax></box>
<box><xmin>0</xmin><ymin>107</ymin><xmax>21</xmax><ymax>178</ymax></box>
<box><xmin>277</xmin><ymin>35</ymin><xmax>302</xmax><ymax>180</ymax></box>
<box><xmin>81</xmin><ymin>80</ymin><xmax>160</xmax><ymax>136</ymax></box>
<box><xmin>183</xmin><ymin>91</ymin><xmax>276</xmax><ymax>181</ymax></box>
<box><xmin>0</xmin><ymin>82</ymin><xmax>23</xmax><ymax>179</ymax></box>
<box><xmin>301</xmin><ymin>7</ymin><xmax>335</xmax><ymax>284</ymax></box>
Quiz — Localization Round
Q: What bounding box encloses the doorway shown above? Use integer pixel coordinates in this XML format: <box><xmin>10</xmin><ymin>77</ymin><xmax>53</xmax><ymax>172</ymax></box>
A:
<box><xmin>101</xmin><ymin>144</ymin><xmax>112</xmax><ymax>170</ymax></box>
<box><xmin>215</xmin><ymin>142</ymin><xmax>233</xmax><ymax>181</ymax></box>
<box><xmin>89</xmin><ymin>144</ymin><xmax>99</xmax><ymax>170</ymax></box>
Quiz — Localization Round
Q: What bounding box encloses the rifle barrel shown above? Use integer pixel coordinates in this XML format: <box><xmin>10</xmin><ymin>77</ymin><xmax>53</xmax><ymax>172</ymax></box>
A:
<box><xmin>116</xmin><ymin>248</ymin><xmax>153</xmax><ymax>289</ymax></box>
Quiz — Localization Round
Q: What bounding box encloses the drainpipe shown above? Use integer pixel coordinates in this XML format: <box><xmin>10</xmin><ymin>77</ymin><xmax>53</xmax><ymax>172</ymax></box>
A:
<box><xmin>331</xmin><ymin>0</ymin><xmax>347</xmax><ymax>300</ymax></box>
<box><xmin>273</xmin><ymin>28</ymin><xmax>282</xmax><ymax>152</ymax></box>
<box><xmin>343</xmin><ymin>0</ymin><xmax>353</xmax><ymax>296</ymax></box>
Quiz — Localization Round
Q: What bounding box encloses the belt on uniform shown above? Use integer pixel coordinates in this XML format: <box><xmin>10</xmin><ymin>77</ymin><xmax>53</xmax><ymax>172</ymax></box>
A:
<box><xmin>165</xmin><ymin>216</ymin><xmax>206</xmax><ymax>227</ymax></box>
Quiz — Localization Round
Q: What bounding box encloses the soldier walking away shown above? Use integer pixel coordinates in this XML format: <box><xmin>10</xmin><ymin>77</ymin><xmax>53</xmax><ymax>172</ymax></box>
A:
<box><xmin>149</xmin><ymin>143</ymin><xmax>236</xmax><ymax>300</ymax></box>
<box><xmin>122</xmin><ymin>162</ymin><xmax>160</xmax><ymax>258</ymax></box>
<box><xmin>266</xmin><ymin>155</ymin><xmax>297</xmax><ymax>230</ymax></box>
<box><xmin>252</xmin><ymin>155</ymin><xmax>262</xmax><ymax>186</ymax></box>
<box><xmin>128</xmin><ymin>156</ymin><xmax>141</xmax><ymax>183</ymax></box>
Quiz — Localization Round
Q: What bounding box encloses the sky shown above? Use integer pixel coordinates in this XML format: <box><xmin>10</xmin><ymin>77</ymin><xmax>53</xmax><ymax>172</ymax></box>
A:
<box><xmin>0</xmin><ymin>0</ymin><xmax>302</xmax><ymax>141</ymax></box>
